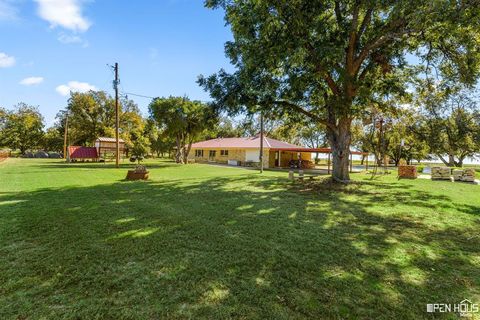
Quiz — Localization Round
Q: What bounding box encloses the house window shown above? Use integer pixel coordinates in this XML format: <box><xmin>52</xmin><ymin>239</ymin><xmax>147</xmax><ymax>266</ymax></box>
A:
<box><xmin>209</xmin><ymin>150</ymin><xmax>216</xmax><ymax>157</ymax></box>
<box><xmin>220</xmin><ymin>150</ymin><xmax>229</xmax><ymax>156</ymax></box>
<box><xmin>195</xmin><ymin>150</ymin><xmax>204</xmax><ymax>157</ymax></box>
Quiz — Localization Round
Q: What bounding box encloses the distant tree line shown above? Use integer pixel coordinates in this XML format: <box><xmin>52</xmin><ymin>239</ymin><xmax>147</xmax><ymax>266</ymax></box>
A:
<box><xmin>1</xmin><ymin>87</ymin><xmax>478</xmax><ymax>166</ymax></box>
<box><xmin>350</xmin><ymin>84</ymin><xmax>480</xmax><ymax>167</ymax></box>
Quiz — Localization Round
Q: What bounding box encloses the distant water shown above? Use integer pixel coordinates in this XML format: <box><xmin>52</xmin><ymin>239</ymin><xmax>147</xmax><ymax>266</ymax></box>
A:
<box><xmin>420</xmin><ymin>155</ymin><xmax>480</xmax><ymax>165</ymax></box>
<box><xmin>310</xmin><ymin>153</ymin><xmax>480</xmax><ymax>165</ymax></box>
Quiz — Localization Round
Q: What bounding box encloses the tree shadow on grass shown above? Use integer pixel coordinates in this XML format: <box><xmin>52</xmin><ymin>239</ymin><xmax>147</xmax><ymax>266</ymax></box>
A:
<box><xmin>0</xmin><ymin>175</ymin><xmax>479</xmax><ymax>319</ymax></box>
<box><xmin>32</xmin><ymin>160</ymin><xmax>181</xmax><ymax>170</ymax></box>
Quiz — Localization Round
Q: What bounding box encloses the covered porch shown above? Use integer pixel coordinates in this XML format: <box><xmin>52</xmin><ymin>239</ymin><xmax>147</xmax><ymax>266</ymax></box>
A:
<box><xmin>269</xmin><ymin>147</ymin><xmax>369</xmax><ymax>173</ymax></box>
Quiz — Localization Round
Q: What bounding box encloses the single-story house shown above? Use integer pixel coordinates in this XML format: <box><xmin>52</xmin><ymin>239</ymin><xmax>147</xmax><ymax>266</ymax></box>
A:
<box><xmin>187</xmin><ymin>136</ymin><xmax>314</xmax><ymax>168</ymax></box>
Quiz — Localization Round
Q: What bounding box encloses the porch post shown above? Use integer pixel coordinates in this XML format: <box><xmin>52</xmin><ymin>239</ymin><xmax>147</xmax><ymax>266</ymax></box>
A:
<box><xmin>327</xmin><ymin>153</ymin><xmax>331</xmax><ymax>174</ymax></box>
<box><xmin>350</xmin><ymin>153</ymin><xmax>353</xmax><ymax>173</ymax></box>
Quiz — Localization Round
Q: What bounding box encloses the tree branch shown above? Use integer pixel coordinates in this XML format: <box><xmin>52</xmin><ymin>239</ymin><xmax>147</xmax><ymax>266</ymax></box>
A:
<box><xmin>347</xmin><ymin>2</ymin><xmax>361</xmax><ymax>71</ymax></box>
<box><xmin>353</xmin><ymin>18</ymin><xmax>409</xmax><ymax>74</ymax></box>
<box><xmin>305</xmin><ymin>42</ymin><xmax>342</xmax><ymax>95</ymax></box>
<box><xmin>273</xmin><ymin>100</ymin><xmax>337</xmax><ymax>132</ymax></box>
<box><xmin>334</xmin><ymin>1</ymin><xmax>343</xmax><ymax>26</ymax></box>
<box><xmin>358</xmin><ymin>7</ymin><xmax>373</xmax><ymax>41</ymax></box>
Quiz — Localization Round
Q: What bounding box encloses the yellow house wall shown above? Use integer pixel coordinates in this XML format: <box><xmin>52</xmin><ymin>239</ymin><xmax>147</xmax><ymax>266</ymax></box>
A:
<box><xmin>188</xmin><ymin>148</ymin><xmax>271</xmax><ymax>168</ymax></box>
<box><xmin>269</xmin><ymin>151</ymin><xmax>276</xmax><ymax>168</ymax></box>
<box><xmin>188</xmin><ymin>148</ymin><xmax>246</xmax><ymax>164</ymax></box>
<box><xmin>188</xmin><ymin>148</ymin><xmax>313</xmax><ymax>168</ymax></box>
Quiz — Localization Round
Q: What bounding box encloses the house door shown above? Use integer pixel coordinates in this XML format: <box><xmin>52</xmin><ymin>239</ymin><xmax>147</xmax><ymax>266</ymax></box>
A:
<box><xmin>275</xmin><ymin>151</ymin><xmax>280</xmax><ymax>167</ymax></box>
<box><xmin>208</xmin><ymin>150</ymin><xmax>216</xmax><ymax>161</ymax></box>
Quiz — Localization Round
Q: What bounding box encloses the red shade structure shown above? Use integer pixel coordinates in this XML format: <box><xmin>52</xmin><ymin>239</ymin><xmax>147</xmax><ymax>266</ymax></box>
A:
<box><xmin>68</xmin><ymin>146</ymin><xmax>98</xmax><ymax>161</ymax></box>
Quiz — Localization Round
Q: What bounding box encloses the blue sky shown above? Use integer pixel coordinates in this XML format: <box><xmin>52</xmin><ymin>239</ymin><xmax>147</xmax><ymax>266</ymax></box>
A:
<box><xmin>0</xmin><ymin>0</ymin><xmax>233</xmax><ymax>126</ymax></box>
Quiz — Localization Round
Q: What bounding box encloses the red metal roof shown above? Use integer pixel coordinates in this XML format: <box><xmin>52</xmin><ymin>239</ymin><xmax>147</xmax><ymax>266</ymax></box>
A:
<box><xmin>190</xmin><ymin>136</ymin><xmax>368</xmax><ymax>155</ymax></box>
<box><xmin>68</xmin><ymin>146</ymin><xmax>98</xmax><ymax>159</ymax></box>
<box><xmin>270</xmin><ymin>147</ymin><xmax>368</xmax><ymax>155</ymax></box>
<box><xmin>95</xmin><ymin>137</ymin><xmax>125</xmax><ymax>143</ymax></box>
<box><xmin>190</xmin><ymin>136</ymin><xmax>304</xmax><ymax>149</ymax></box>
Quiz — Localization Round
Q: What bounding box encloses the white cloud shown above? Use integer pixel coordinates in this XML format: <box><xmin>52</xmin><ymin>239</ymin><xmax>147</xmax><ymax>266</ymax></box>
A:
<box><xmin>56</xmin><ymin>81</ymin><xmax>97</xmax><ymax>96</ymax></box>
<box><xmin>35</xmin><ymin>0</ymin><xmax>91</xmax><ymax>32</ymax></box>
<box><xmin>0</xmin><ymin>52</ymin><xmax>15</xmax><ymax>67</ymax></box>
<box><xmin>20</xmin><ymin>76</ymin><xmax>44</xmax><ymax>86</ymax></box>
<box><xmin>57</xmin><ymin>32</ymin><xmax>89</xmax><ymax>47</ymax></box>
<box><xmin>58</xmin><ymin>33</ymin><xmax>82</xmax><ymax>44</ymax></box>
<box><xmin>20</xmin><ymin>76</ymin><xmax>44</xmax><ymax>85</ymax></box>
<box><xmin>0</xmin><ymin>0</ymin><xmax>18</xmax><ymax>21</ymax></box>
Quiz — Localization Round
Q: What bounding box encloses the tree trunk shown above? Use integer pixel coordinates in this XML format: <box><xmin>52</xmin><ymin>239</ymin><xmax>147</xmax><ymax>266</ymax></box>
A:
<box><xmin>456</xmin><ymin>155</ymin><xmax>465</xmax><ymax>167</ymax></box>
<box><xmin>437</xmin><ymin>154</ymin><xmax>450</xmax><ymax>166</ymax></box>
<box><xmin>327</xmin><ymin>118</ymin><xmax>351</xmax><ymax>182</ymax></box>
<box><xmin>180</xmin><ymin>136</ymin><xmax>188</xmax><ymax>164</ymax></box>
<box><xmin>376</xmin><ymin>155</ymin><xmax>383</xmax><ymax>167</ymax></box>
<box><xmin>184</xmin><ymin>139</ymin><xmax>193</xmax><ymax>164</ymax></box>
<box><xmin>448</xmin><ymin>154</ymin><xmax>455</xmax><ymax>167</ymax></box>
<box><xmin>174</xmin><ymin>135</ymin><xmax>182</xmax><ymax>163</ymax></box>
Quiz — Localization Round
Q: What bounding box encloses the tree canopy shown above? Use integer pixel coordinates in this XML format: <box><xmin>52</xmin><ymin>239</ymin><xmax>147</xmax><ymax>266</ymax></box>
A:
<box><xmin>59</xmin><ymin>90</ymin><xmax>145</xmax><ymax>151</ymax></box>
<box><xmin>148</xmin><ymin>96</ymin><xmax>218</xmax><ymax>163</ymax></box>
<box><xmin>200</xmin><ymin>0</ymin><xmax>480</xmax><ymax>181</ymax></box>
<box><xmin>0</xmin><ymin>103</ymin><xmax>44</xmax><ymax>154</ymax></box>
<box><xmin>413</xmin><ymin>83</ymin><xmax>480</xmax><ymax>167</ymax></box>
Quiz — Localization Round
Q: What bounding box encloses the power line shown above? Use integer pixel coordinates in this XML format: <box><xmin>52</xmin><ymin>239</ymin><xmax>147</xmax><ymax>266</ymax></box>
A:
<box><xmin>121</xmin><ymin>91</ymin><xmax>212</xmax><ymax>105</ymax></box>
<box><xmin>123</xmin><ymin>92</ymin><xmax>157</xmax><ymax>100</ymax></box>
<box><xmin>113</xmin><ymin>62</ymin><xmax>120</xmax><ymax>168</ymax></box>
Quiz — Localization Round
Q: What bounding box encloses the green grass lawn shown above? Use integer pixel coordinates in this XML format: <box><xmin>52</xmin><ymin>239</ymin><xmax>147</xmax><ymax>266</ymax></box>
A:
<box><xmin>1</xmin><ymin>158</ymin><xmax>479</xmax><ymax>319</ymax></box>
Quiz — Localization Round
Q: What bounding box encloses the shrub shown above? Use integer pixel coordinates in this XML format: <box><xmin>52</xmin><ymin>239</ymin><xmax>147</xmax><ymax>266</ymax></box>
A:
<box><xmin>131</xmin><ymin>137</ymin><xmax>150</xmax><ymax>163</ymax></box>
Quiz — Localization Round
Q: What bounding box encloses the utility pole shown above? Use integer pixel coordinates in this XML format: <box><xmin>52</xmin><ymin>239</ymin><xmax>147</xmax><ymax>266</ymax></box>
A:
<box><xmin>63</xmin><ymin>112</ymin><xmax>69</xmax><ymax>161</ymax></box>
<box><xmin>259</xmin><ymin>111</ymin><xmax>264</xmax><ymax>173</ymax></box>
<box><xmin>114</xmin><ymin>62</ymin><xmax>120</xmax><ymax>168</ymax></box>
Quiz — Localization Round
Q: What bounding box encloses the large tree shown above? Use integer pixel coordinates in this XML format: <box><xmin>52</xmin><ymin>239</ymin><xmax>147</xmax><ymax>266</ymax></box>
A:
<box><xmin>61</xmin><ymin>91</ymin><xmax>145</xmax><ymax>149</ymax></box>
<box><xmin>0</xmin><ymin>107</ymin><xmax>7</xmax><ymax>147</ymax></box>
<box><xmin>1</xmin><ymin>103</ymin><xmax>44</xmax><ymax>154</ymax></box>
<box><xmin>42</xmin><ymin>127</ymin><xmax>64</xmax><ymax>153</ymax></box>
<box><xmin>199</xmin><ymin>0</ymin><xmax>480</xmax><ymax>181</ymax></box>
<box><xmin>144</xmin><ymin>119</ymin><xmax>175</xmax><ymax>158</ymax></box>
<box><xmin>414</xmin><ymin>84</ymin><xmax>480</xmax><ymax>167</ymax></box>
<box><xmin>149</xmin><ymin>97</ymin><xmax>218</xmax><ymax>163</ymax></box>
<box><xmin>120</xmin><ymin>98</ymin><xmax>146</xmax><ymax>152</ymax></box>
<box><xmin>63</xmin><ymin>91</ymin><xmax>115</xmax><ymax>145</ymax></box>
<box><xmin>354</xmin><ymin>109</ymin><xmax>429</xmax><ymax>166</ymax></box>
